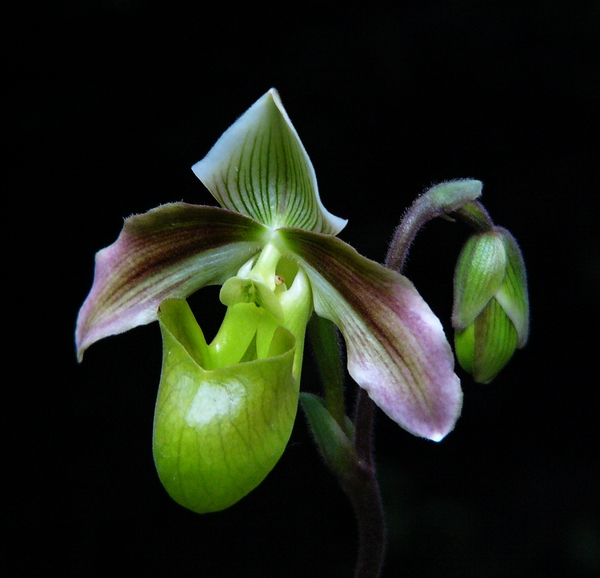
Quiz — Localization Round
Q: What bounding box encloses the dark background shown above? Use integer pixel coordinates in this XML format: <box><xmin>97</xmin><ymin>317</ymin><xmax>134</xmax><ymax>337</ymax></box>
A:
<box><xmin>9</xmin><ymin>1</ymin><xmax>599</xmax><ymax>576</ymax></box>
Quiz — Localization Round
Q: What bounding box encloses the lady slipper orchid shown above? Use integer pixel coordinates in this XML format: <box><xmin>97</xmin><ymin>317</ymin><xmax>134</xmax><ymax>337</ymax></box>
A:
<box><xmin>76</xmin><ymin>89</ymin><xmax>462</xmax><ymax>513</ymax></box>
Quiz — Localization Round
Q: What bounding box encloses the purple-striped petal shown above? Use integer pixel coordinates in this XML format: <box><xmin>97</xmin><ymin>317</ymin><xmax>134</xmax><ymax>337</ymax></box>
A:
<box><xmin>278</xmin><ymin>228</ymin><xmax>462</xmax><ymax>441</ymax></box>
<box><xmin>76</xmin><ymin>203</ymin><xmax>268</xmax><ymax>360</ymax></box>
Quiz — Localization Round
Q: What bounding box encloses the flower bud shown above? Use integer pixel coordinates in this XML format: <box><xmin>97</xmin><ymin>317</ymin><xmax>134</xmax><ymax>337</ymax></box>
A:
<box><xmin>452</xmin><ymin>228</ymin><xmax>529</xmax><ymax>383</ymax></box>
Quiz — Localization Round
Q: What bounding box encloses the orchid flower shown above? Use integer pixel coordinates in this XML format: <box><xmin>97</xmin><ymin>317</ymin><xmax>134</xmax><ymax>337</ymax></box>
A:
<box><xmin>76</xmin><ymin>89</ymin><xmax>464</xmax><ymax>514</ymax></box>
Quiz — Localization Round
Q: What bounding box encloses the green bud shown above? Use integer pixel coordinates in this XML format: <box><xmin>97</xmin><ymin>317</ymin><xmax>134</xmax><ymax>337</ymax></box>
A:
<box><xmin>452</xmin><ymin>228</ymin><xmax>529</xmax><ymax>383</ymax></box>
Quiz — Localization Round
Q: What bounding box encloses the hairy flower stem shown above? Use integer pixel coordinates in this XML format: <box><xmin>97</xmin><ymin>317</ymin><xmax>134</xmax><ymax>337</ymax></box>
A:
<box><xmin>386</xmin><ymin>181</ymin><xmax>486</xmax><ymax>272</ymax></box>
<box><xmin>310</xmin><ymin>184</ymin><xmax>487</xmax><ymax>576</ymax></box>
<box><xmin>345</xmin><ymin>190</ymin><xmax>489</xmax><ymax>575</ymax></box>
<box><xmin>307</xmin><ymin>318</ymin><xmax>386</xmax><ymax>576</ymax></box>
<box><xmin>346</xmin><ymin>389</ymin><xmax>386</xmax><ymax>578</ymax></box>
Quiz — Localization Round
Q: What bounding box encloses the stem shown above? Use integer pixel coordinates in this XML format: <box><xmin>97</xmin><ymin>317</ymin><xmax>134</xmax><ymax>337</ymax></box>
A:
<box><xmin>306</xmin><ymin>317</ymin><xmax>386</xmax><ymax>576</ymax></box>
<box><xmin>385</xmin><ymin>201</ymin><xmax>428</xmax><ymax>272</ymax></box>
<box><xmin>386</xmin><ymin>179</ymin><xmax>484</xmax><ymax>272</ymax></box>
<box><xmin>315</xmin><ymin>179</ymin><xmax>493</xmax><ymax>578</ymax></box>
<box><xmin>345</xmin><ymin>389</ymin><xmax>386</xmax><ymax>578</ymax></box>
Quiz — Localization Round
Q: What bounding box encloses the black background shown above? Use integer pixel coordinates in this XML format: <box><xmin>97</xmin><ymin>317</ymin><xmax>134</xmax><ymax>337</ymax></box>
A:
<box><xmin>9</xmin><ymin>1</ymin><xmax>599</xmax><ymax>576</ymax></box>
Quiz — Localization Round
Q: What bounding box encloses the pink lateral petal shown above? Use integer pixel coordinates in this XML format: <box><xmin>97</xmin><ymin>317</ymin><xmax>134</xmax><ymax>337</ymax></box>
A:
<box><xmin>76</xmin><ymin>203</ymin><xmax>267</xmax><ymax>360</ymax></box>
<box><xmin>279</xmin><ymin>228</ymin><xmax>462</xmax><ymax>440</ymax></box>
